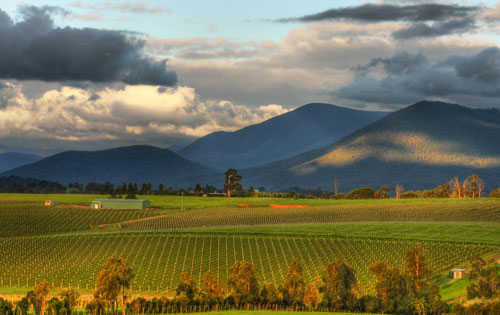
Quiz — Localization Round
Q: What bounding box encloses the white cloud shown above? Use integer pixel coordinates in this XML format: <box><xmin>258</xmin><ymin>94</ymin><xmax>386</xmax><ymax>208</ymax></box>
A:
<box><xmin>0</xmin><ymin>82</ymin><xmax>289</xmax><ymax>150</ymax></box>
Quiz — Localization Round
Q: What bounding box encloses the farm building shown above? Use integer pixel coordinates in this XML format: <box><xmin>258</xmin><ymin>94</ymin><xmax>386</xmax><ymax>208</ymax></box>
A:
<box><xmin>449</xmin><ymin>268</ymin><xmax>467</xmax><ymax>279</ymax></box>
<box><xmin>44</xmin><ymin>200</ymin><xmax>55</xmax><ymax>206</ymax></box>
<box><xmin>91</xmin><ymin>199</ymin><xmax>151</xmax><ymax>210</ymax></box>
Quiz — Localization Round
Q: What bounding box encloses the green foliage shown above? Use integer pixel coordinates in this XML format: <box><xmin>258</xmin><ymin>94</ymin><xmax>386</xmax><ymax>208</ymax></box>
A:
<box><xmin>346</xmin><ymin>187</ymin><xmax>375</xmax><ymax>200</ymax></box>
<box><xmin>322</xmin><ymin>261</ymin><xmax>357</xmax><ymax>311</ymax></box>
<box><xmin>282</xmin><ymin>258</ymin><xmax>305</xmax><ymax>306</ymax></box>
<box><xmin>227</xmin><ymin>261</ymin><xmax>259</xmax><ymax>306</ymax></box>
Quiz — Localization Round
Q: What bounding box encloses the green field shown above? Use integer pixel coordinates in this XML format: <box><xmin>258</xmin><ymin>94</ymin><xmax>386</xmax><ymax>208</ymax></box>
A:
<box><xmin>0</xmin><ymin>195</ymin><xmax>499</xmax><ymax>303</ymax></box>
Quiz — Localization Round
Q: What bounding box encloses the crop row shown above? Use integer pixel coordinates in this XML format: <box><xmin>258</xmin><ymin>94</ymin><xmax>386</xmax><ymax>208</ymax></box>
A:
<box><xmin>119</xmin><ymin>202</ymin><xmax>500</xmax><ymax>232</ymax></box>
<box><xmin>0</xmin><ymin>204</ymin><xmax>159</xmax><ymax>237</ymax></box>
<box><xmin>0</xmin><ymin>232</ymin><xmax>491</xmax><ymax>295</ymax></box>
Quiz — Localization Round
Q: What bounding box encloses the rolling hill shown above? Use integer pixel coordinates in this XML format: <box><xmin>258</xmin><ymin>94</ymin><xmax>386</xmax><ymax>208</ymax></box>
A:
<box><xmin>242</xmin><ymin>101</ymin><xmax>500</xmax><ymax>192</ymax></box>
<box><xmin>178</xmin><ymin>103</ymin><xmax>388</xmax><ymax>170</ymax></box>
<box><xmin>0</xmin><ymin>145</ymin><xmax>220</xmax><ymax>186</ymax></box>
<box><xmin>0</xmin><ymin>152</ymin><xmax>42</xmax><ymax>173</ymax></box>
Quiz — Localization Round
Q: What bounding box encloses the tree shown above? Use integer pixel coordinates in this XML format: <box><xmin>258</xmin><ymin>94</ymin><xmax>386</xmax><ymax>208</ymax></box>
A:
<box><xmin>466</xmin><ymin>174</ymin><xmax>484</xmax><ymax>198</ymax></box>
<box><xmin>224</xmin><ymin>169</ymin><xmax>242</xmax><ymax>198</ymax></box>
<box><xmin>194</xmin><ymin>183</ymin><xmax>202</xmax><ymax>196</ymax></box>
<box><xmin>303</xmin><ymin>276</ymin><xmax>322</xmax><ymax>309</ymax></box>
<box><xmin>200</xmin><ymin>271</ymin><xmax>224</xmax><ymax>305</ymax></box>
<box><xmin>175</xmin><ymin>272</ymin><xmax>198</xmax><ymax>311</ymax></box>
<box><xmin>369</xmin><ymin>261</ymin><xmax>411</xmax><ymax>315</ymax></box>
<box><xmin>158</xmin><ymin>183</ymin><xmax>164</xmax><ymax>195</ymax></box>
<box><xmin>323</xmin><ymin>261</ymin><xmax>357</xmax><ymax>311</ymax></box>
<box><xmin>374</xmin><ymin>186</ymin><xmax>390</xmax><ymax>199</ymax></box>
<box><xmin>346</xmin><ymin>187</ymin><xmax>375</xmax><ymax>199</ymax></box>
<box><xmin>59</xmin><ymin>289</ymin><xmax>80</xmax><ymax>315</ymax></box>
<box><xmin>95</xmin><ymin>257</ymin><xmax>134</xmax><ymax>315</ymax></box>
<box><xmin>404</xmin><ymin>244</ymin><xmax>431</xmax><ymax>297</ymax></box>
<box><xmin>333</xmin><ymin>179</ymin><xmax>338</xmax><ymax>196</ymax></box>
<box><xmin>29</xmin><ymin>281</ymin><xmax>52</xmax><ymax>315</ymax></box>
<box><xmin>282</xmin><ymin>258</ymin><xmax>306</xmax><ymax>306</ymax></box>
<box><xmin>450</xmin><ymin>177</ymin><xmax>462</xmax><ymax>199</ymax></box>
<box><xmin>395</xmin><ymin>184</ymin><xmax>404</xmax><ymax>199</ymax></box>
<box><xmin>94</xmin><ymin>270</ymin><xmax>120</xmax><ymax>314</ymax></box>
<box><xmin>259</xmin><ymin>283</ymin><xmax>281</xmax><ymax>307</ymax></box>
<box><xmin>0</xmin><ymin>298</ymin><xmax>13</xmax><ymax>315</ymax></box>
<box><xmin>424</xmin><ymin>283</ymin><xmax>449</xmax><ymax>314</ymax></box>
<box><xmin>489</xmin><ymin>187</ymin><xmax>500</xmax><ymax>198</ymax></box>
<box><xmin>227</xmin><ymin>261</ymin><xmax>259</xmax><ymax>306</ymax></box>
<box><xmin>16</xmin><ymin>296</ymin><xmax>30</xmax><ymax>315</ymax></box>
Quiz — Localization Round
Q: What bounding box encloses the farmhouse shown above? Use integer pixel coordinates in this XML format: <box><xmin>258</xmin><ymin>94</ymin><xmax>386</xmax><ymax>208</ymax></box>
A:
<box><xmin>91</xmin><ymin>199</ymin><xmax>151</xmax><ymax>210</ymax></box>
<box><xmin>449</xmin><ymin>268</ymin><xmax>467</xmax><ymax>279</ymax></box>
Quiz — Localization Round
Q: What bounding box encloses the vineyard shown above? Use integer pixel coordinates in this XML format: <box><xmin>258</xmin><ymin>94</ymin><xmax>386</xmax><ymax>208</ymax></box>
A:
<box><xmin>0</xmin><ymin>232</ymin><xmax>492</xmax><ymax>294</ymax></box>
<box><xmin>0</xmin><ymin>198</ymin><xmax>499</xmax><ymax>297</ymax></box>
<box><xmin>0</xmin><ymin>203</ymin><xmax>159</xmax><ymax>237</ymax></box>
<box><xmin>117</xmin><ymin>201</ymin><xmax>500</xmax><ymax>231</ymax></box>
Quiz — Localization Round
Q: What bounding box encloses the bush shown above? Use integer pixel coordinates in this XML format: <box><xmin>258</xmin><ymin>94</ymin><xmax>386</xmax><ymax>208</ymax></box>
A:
<box><xmin>400</xmin><ymin>191</ymin><xmax>420</xmax><ymax>199</ymax></box>
<box><xmin>346</xmin><ymin>187</ymin><xmax>375</xmax><ymax>199</ymax></box>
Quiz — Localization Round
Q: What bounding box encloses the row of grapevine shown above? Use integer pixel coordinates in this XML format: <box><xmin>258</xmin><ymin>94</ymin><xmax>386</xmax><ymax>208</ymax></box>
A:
<box><xmin>0</xmin><ymin>204</ymin><xmax>159</xmax><ymax>237</ymax></box>
<box><xmin>0</xmin><ymin>231</ymin><xmax>492</xmax><ymax>295</ymax></box>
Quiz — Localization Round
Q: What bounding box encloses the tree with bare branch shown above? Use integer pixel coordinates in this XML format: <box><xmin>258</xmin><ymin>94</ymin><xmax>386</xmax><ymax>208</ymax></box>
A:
<box><xmin>450</xmin><ymin>177</ymin><xmax>462</xmax><ymax>198</ymax></box>
<box><xmin>395</xmin><ymin>184</ymin><xmax>404</xmax><ymax>199</ymax></box>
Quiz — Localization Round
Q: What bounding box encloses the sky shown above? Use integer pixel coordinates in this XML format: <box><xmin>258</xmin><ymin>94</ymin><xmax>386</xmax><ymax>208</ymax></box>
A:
<box><xmin>0</xmin><ymin>0</ymin><xmax>500</xmax><ymax>152</ymax></box>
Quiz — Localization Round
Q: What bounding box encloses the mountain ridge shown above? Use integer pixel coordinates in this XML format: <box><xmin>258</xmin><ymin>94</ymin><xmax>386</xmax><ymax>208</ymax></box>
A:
<box><xmin>241</xmin><ymin>101</ymin><xmax>500</xmax><ymax>192</ymax></box>
<box><xmin>1</xmin><ymin>145</ymin><xmax>221</xmax><ymax>186</ymax></box>
<box><xmin>178</xmin><ymin>103</ymin><xmax>388</xmax><ymax>170</ymax></box>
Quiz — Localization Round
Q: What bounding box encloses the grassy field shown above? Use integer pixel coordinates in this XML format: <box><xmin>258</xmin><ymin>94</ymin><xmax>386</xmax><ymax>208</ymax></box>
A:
<box><xmin>1</xmin><ymin>193</ymin><xmax>499</xmax><ymax>210</ymax></box>
<box><xmin>0</xmin><ymin>194</ymin><xmax>498</xmax><ymax>303</ymax></box>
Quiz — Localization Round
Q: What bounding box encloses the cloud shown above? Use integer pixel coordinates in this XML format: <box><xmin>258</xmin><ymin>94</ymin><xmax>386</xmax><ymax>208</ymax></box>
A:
<box><xmin>355</xmin><ymin>51</ymin><xmax>428</xmax><ymax>75</ymax></box>
<box><xmin>0</xmin><ymin>6</ymin><xmax>176</xmax><ymax>86</ymax></box>
<box><xmin>0</xmin><ymin>82</ymin><xmax>288</xmax><ymax>150</ymax></box>
<box><xmin>335</xmin><ymin>47</ymin><xmax>500</xmax><ymax>108</ymax></box>
<box><xmin>278</xmin><ymin>3</ymin><xmax>481</xmax><ymax>39</ymax></box>
<box><xmin>67</xmin><ymin>1</ymin><xmax>169</xmax><ymax>14</ymax></box>
<box><xmin>393</xmin><ymin>17</ymin><xmax>477</xmax><ymax>39</ymax></box>
<box><xmin>279</xmin><ymin>3</ymin><xmax>479</xmax><ymax>23</ymax></box>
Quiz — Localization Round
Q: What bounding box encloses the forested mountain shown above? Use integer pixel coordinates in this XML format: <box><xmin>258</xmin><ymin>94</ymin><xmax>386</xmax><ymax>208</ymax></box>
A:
<box><xmin>0</xmin><ymin>152</ymin><xmax>42</xmax><ymax>173</ymax></box>
<box><xmin>1</xmin><ymin>145</ymin><xmax>220</xmax><ymax>186</ymax></box>
<box><xmin>179</xmin><ymin>103</ymin><xmax>387</xmax><ymax>170</ymax></box>
<box><xmin>242</xmin><ymin>101</ymin><xmax>500</xmax><ymax>192</ymax></box>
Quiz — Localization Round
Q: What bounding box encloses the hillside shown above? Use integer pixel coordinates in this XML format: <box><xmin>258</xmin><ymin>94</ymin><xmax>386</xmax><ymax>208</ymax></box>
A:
<box><xmin>178</xmin><ymin>103</ymin><xmax>387</xmax><ymax>170</ymax></box>
<box><xmin>242</xmin><ymin>101</ymin><xmax>500</xmax><ymax>192</ymax></box>
<box><xmin>0</xmin><ymin>145</ymin><xmax>220</xmax><ymax>186</ymax></box>
<box><xmin>0</xmin><ymin>152</ymin><xmax>42</xmax><ymax>173</ymax></box>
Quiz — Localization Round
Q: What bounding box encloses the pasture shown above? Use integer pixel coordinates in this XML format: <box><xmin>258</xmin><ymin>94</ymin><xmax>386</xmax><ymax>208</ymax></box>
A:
<box><xmin>0</xmin><ymin>195</ymin><xmax>499</xmax><ymax>302</ymax></box>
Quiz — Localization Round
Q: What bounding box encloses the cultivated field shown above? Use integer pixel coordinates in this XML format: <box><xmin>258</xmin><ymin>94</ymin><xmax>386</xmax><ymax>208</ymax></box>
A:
<box><xmin>0</xmin><ymin>196</ymin><xmax>499</xmax><ymax>302</ymax></box>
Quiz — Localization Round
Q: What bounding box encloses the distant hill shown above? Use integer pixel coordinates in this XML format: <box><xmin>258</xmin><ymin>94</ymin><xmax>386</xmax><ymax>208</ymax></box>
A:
<box><xmin>0</xmin><ymin>152</ymin><xmax>42</xmax><ymax>173</ymax></box>
<box><xmin>178</xmin><ymin>103</ymin><xmax>388</xmax><ymax>170</ymax></box>
<box><xmin>1</xmin><ymin>145</ymin><xmax>220</xmax><ymax>186</ymax></box>
<box><xmin>242</xmin><ymin>101</ymin><xmax>500</xmax><ymax>192</ymax></box>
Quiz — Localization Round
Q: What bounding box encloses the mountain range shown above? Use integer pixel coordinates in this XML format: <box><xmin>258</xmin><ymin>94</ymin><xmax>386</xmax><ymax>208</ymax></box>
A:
<box><xmin>178</xmin><ymin>103</ymin><xmax>387</xmax><ymax>170</ymax></box>
<box><xmin>241</xmin><ymin>101</ymin><xmax>500</xmax><ymax>191</ymax></box>
<box><xmin>0</xmin><ymin>146</ymin><xmax>219</xmax><ymax>186</ymax></box>
<box><xmin>0</xmin><ymin>152</ymin><xmax>42</xmax><ymax>173</ymax></box>
<box><xmin>2</xmin><ymin>101</ymin><xmax>500</xmax><ymax>193</ymax></box>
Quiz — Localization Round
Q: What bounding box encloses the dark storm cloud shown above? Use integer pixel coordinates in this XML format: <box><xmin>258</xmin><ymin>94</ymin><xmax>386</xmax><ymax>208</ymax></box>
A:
<box><xmin>445</xmin><ymin>47</ymin><xmax>500</xmax><ymax>84</ymax></box>
<box><xmin>335</xmin><ymin>48</ymin><xmax>500</xmax><ymax>108</ymax></box>
<box><xmin>355</xmin><ymin>51</ymin><xmax>427</xmax><ymax>75</ymax></box>
<box><xmin>278</xmin><ymin>3</ymin><xmax>479</xmax><ymax>23</ymax></box>
<box><xmin>393</xmin><ymin>17</ymin><xmax>477</xmax><ymax>39</ymax></box>
<box><xmin>0</xmin><ymin>6</ymin><xmax>177</xmax><ymax>86</ymax></box>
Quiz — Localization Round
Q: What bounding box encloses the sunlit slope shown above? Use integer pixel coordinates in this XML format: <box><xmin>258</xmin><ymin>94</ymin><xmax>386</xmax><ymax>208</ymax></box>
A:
<box><xmin>179</xmin><ymin>103</ymin><xmax>387</xmax><ymax>170</ymax></box>
<box><xmin>243</xmin><ymin>101</ymin><xmax>500</xmax><ymax>191</ymax></box>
